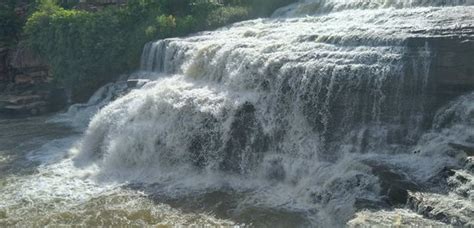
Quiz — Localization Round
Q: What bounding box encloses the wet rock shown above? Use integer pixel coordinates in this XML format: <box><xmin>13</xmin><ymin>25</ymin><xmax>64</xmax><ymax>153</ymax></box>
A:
<box><xmin>464</xmin><ymin>157</ymin><xmax>474</xmax><ymax>173</ymax></box>
<box><xmin>4</xmin><ymin>101</ymin><xmax>48</xmax><ymax>116</ymax></box>
<box><xmin>0</xmin><ymin>90</ymin><xmax>68</xmax><ymax>115</ymax></box>
<box><xmin>188</xmin><ymin>116</ymin><xmax>221</xmax><ymax>168</ymax></box>
<box><xmin>447</xmin><ymin>169</ymin><xmax>474</xmax><ymax>200</ymax></box>
<box><xmin>126</xmin><ymin>79</ymin><xmax>150</xmax><ymax>89</ymax></box>
<box><xmin>407</xmin><ymin>191</ymin><xmax>473</xmax><ymax>226</ymax></box>
<box><xmin>365</xmin><ymin>162</ymin><xmax>420</xmax><ymax>206</ymax></box>
<box><xmin>404</xmin><ymin>34</ymin><xmax>474</xmax><ymax>130</ymax></box>
<box><xmin>220</xmin><ymin>102</ymin><xmax>269</xmax><ymax>174</ymax></box>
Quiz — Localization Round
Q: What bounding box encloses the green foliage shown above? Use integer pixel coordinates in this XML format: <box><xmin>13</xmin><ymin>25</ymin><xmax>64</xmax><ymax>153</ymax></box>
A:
<box><xmin>25</xmin><ymin>1</ymin><xmax>145</xmax><ymax>101</ymax></box>
<box><xmin>156</xmin><ymin>15</ymin><xmax>177</xmax><ymax>37</ymax></box>
<box><xmin>0</xmin><ymin>1</ymin><xmax>20</xmax><ymax>45</ymax></box>
<box><xmin>24</xmin><ymin>0</ymin><xmax>296</xmax><ymax>102</ymax></box>
<box><xmin>206</xmin><ymin>6</ymin><xmax>249</xmax><ymax>28</ymax></box>
<box><xmin>0</xmin><ymin>0</ymin><xmax>37</xmax><ymax>46</ymax></box>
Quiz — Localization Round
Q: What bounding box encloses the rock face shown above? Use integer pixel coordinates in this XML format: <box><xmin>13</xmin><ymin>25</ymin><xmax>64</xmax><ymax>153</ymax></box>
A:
<box><xmin>8</xmin><ymin>42</ymin><xmax>49</xmax><ymax>84</ymax></box>
<box><xmin>406</xmin><ymin>28</ymin><xmax>474</xmax><ymax>125</ymax></box>
<box><xmin>0</xmin><ymin>42</ymin><xmax>67</xmax><ymax>115</ymax></box>
<box><xmin>0</xmin><ymin>87</ymin><xmax>68</xmax><ymax>115</ymax></box>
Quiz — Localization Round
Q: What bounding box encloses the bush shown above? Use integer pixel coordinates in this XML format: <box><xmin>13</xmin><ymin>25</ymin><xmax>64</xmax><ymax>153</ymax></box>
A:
<box><xmin>25</xmin><ymin>2</ymin><xmax>142</xmax><ymax>101</ymax></box>
<box><xmin>0</xmin><ymin>0</ymin><xmax>36</xmax><ymax>46</ymax></box>
<box><xmin>25</xmin><ymin>0</ymin><xmax>297</xmax><ymax>102</ymax></box>
<box><xmin>206</xmin><ymin>6</ymin><xmax>249</xmax><ymax>28</ymax></box>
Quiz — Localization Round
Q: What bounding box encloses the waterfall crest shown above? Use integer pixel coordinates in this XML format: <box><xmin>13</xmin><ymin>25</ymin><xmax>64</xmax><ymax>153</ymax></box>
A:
<box><xmin>273</xmin><ymin>0</ymin><xmax>474</xmax><ymax>17</ymax></box>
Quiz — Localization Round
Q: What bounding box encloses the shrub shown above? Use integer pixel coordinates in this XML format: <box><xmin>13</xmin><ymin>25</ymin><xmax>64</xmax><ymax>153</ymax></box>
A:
<box><xmin>206</xmin><ymin>6</ymin><xmax>249</xmax><ymax>28</ymax></box>
<box><xmin>25</xmin><ymin>0</ymin><xmax>297</xmax><ymax>102</ymax></box>
<box><xmin>25</xmin><ymin>2</ymin><xmax>144</xmax><ymax>101</ymax></box>
<box><xmin>0</xmin><ymin>0</ymin><xmax>37</xmax><ymax>46</ymax></box>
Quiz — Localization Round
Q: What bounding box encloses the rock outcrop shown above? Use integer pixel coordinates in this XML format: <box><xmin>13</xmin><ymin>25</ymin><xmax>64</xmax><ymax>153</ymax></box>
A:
<box><xmin>8</xmin><ymin>42</ymin><xmax>49</xmax><ymax>84</ymax></box>
<box><xmin>0</xmin><ymin>42</ymin><xmax>67</xmax><ymax>115</ymax></box>
<box><xmin>406</xmin><ymin>27</ymin><xmax>474</xmax><ymax>125</ymax></box>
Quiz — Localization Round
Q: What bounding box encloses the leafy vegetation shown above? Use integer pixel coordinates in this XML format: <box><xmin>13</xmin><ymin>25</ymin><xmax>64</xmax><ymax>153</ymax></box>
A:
<box><xmin>0</xmin><ymin>0</ymin><xmax>37</xmax><ymax>46</ymax></box>
<box><xmin>24</xmin><ymin>0</ymin><xmax>295</xmax><ymax>102</ymax></box>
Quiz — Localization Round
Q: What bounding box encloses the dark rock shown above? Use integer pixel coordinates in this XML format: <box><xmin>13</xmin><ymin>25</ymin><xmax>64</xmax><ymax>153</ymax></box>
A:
<box><xmin>455</xmin><ymin>175</ymin><xmax>468</xmax><ymax>184</ymax></box>
<box><xmin>404</xmin><ymin>34</ymin><xmax>474</xmax><ymax>131</ymax></box>
<box><xmin>386</xmin><ymin>185</ymin><xmax>409</xmax><ymax>206</ymax></box>
<box><xmin>440</xmin><ymin>167</ymin><xmax>456</xmax><ymax>178</ymax></box>
<box><xmin>3</xmin><ymin>101</ymin><xmax>48</xmax><ymax>115</ymax></box>
<box><xmin>126</xmin><ymin>79</ymin><xmax>149</xmax><ymax>88</ymax></box>
<box><xmin>220</xmin><ymin>102</ymin><xmax>269</xmax><ymax>174</ymax></box>
<box><xmin>464</xmin><ymin>157</ymin><xmax>474</xmax><ymax>173</ymax></box>
<box><xmin>364</xmin><ymin>161</ymin><xmax>420</xmax><ymax>206</ymax></box>
<box><xmin>188</xmin><ymin>115</ymin><xmax>221</xmax><ymax>168</ymax></box>
<box><xmin>0</xmin><ymin>85</ymin><xmax>67</xmax><ymax>115</ymax></box>
<box><xmin>407</xmin><ymin>192</ymin><xmax>470</xmax><ymax>226</ymax></box>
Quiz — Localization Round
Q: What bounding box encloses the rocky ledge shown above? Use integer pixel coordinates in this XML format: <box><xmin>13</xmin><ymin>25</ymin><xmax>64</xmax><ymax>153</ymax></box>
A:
<box><xmin>0</xmin><ymin>84</ymin><xmax>67</xmax><ymax>116</ymax></box>
<box><xmin>0</xmin><ymin>42</ymin><xmax>67</xmax><ymax>116</ymax></box>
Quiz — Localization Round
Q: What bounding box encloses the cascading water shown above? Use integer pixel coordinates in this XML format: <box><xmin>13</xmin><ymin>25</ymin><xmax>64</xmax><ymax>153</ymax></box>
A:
<box><xmin>72</xmin><ymin>0</ymin><xmax>473</xmax><ymax>226</ymax></box>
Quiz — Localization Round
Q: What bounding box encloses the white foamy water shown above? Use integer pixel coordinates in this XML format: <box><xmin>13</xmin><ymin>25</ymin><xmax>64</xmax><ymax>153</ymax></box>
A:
<box><xmin>0</xmin><ymin>126</ymin><xmax>235</xmax><ymax>226</ymax></box>
<box><xmin>273</xmin><ymin>0</ymin><xmax>474</xmax><ymax>17</ymax></box>
<box><xmin>3</xmin><ymin>0</ymin><xmax>473</xmax><ymax>226</ymax></box>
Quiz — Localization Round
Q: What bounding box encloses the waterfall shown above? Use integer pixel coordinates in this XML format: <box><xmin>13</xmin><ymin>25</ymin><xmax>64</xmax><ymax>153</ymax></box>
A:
<box><xmin>273</xmin><ymin>0</ymin><xmax>474</xmax><ymax>17</ymax></box>
<box><xmin>73</xmin><ymin>1</ymin><xmax>474</xmax><ymax>226</ymax></box>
